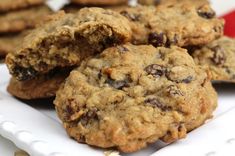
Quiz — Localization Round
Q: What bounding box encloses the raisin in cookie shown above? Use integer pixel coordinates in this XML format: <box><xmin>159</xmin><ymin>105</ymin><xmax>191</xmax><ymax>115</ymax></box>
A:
<box><xmin>192</xmin><ymin>37</ymin><xmax>235</xmax><ymax>82</ymax></box>
<box><xmin>70</xmin><ymin>0</ymin><xmax>128</xmax><ymax>6</ymax></box>
<box><xmin>54</xmin><ymin>44</ymin><xmax>217</xmax><ymax>152</ymax></box>
<box><xmin>6</xmin><ymin>7</ymin><xmax>131</xmax><ymax>81</ymax></box>
<box><xmin>7</xmin><ymin>69</ymin><xmax>70</xmax><ymax>99</ymax></box>
<box><xmin>0</xmin><ymin>5</ymin><xmax>52</xmax><ymax>34</ymax></box>
<box><xmin>119</xmin><ymin>4</ymin><xmax>224</xmax><ymax>46</ymax></box>
<box><xmin>0</xmin><ymin>0</ymin><xmax>44</xmax><ymax>13</ymax></box>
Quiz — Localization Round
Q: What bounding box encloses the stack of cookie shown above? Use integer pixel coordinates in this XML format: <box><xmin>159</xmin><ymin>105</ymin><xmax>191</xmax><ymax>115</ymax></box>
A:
<box><xmin>4</xmin><ymin>0</ymin><xmax>234</xmax><ymax>153</ymax></box>
<box><xmin>0</xmin><ymin>0</ymin><xmax>52</xmax><ymax>58</ymax></box>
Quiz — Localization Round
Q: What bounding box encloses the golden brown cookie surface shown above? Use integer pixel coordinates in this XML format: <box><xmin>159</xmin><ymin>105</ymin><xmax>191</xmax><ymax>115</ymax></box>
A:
<box><xmin>55</xmin><ymin>44</ymin><xmax>217</xmax><ymax>152</ymax></box>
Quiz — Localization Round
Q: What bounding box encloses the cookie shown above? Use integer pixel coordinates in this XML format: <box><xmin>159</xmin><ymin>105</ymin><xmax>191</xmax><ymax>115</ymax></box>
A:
<box><xmin>118</xmin><ymin>4</ymin><xmax>224</xmax><ymax>46</ymax></box>
<box><xmin>0</xmin><ymin>0</ymin><xmax>44</xmax><ymax>13</ymax></box>
<box><xmin>70</xmin><ymin>0</ymin><xmax>128</xmax><ymax>6</ymax></box>
<box><xmin>54</xmin><ymin>44</ymin><xmax>217</xmax><ymax>152</ymax></box>
<box><xmin>62</xmin><ymin>3</ymin><xmax>129</xmax><ymax>14</ymax></box>
<box><xmin>7</xmin><ymin>68</ymin><xmax>70</xmax><ymax>99</ymax></box>
<box><xmin>0</xmin><ymin>31</ymin><xmax>29</xmax><ymax>57</ymax></box>
<box><xmin>138</xmin><ymin>0</ymin><xmax>208</xmax><ymax>6</ymax></box>
<box><xmin>6</xmin><ymin>7</ymin><xmax>132</xmax><ymax>81</ymax></box>
<box><xmin>0</xmin><ymin>5</ymin><xmax>52</xmax><ymax>34</ymax></box>
<box><xmin>192</xmin><ymin>37</ymin><xmax>235</xmax><ymax>83</ymax></box>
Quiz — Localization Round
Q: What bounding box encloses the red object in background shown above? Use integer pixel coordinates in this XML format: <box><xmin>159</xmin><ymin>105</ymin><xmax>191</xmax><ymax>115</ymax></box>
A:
<box><xmin>222</xmin><ymin>10</ymin><xmax>235</xmax><ymax>38</ymax></box>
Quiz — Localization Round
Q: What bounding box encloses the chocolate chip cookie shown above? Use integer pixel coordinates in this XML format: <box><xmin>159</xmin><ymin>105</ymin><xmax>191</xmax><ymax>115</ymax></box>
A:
<box><xmin>54</xmin><ymin>44</ymin><xmax>217</xmax><ymax>152</ymax></box>
<box><xmin>0</xmin><ymin>5</ymin><xmax>52</xmax><ymax>34</ymax></box>
<box><xmin>192</xmin><ymin>37</ymin><xmax>235</xmax><ymax>83</ymax></box>
<box><xmin>70</xmin><ymin>0</ymin><xmax>128</xmax><ymax>6</ymax></box>
<box><xmin>118</xmin><ymin>4</ymin><xmax>224</xmax><ymax>47</ymax></box>
<box><xmin>7</xmin><ymin>69</ymin><xmax>70</xmax><ymax>99</ymax></box>
<box><xmin>0</xmin><ymin>0</ymin><xmax>44</xmax><ymax>13</ymax></box>
<box><xmin>6</xmin><ymin>7</ymin><xmax>132</xmax><ymax>81</ymax></box>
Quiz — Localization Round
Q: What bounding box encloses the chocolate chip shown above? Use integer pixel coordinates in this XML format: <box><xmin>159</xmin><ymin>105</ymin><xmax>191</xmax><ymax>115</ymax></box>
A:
<box><xmin>197</xmin><ymin>5</ymin><xmax>216</xmax><ymax>19</ymax></box>
<box><xmin>211</xmin><ymin>45</ymin><xmax>226</xmax><ymax>66</ymax></box>
<box><xmin>120</xmin><ymin>11</ymin><xmax>140</xmax><ymax>21</ymax></box>
<box><xmin>105</xmin><ymin>77</ymin><xmax>130</xmax><ymax>90</ymax></box>
<box><xmin>167</xmin><ymin>85</ymin><xmax>184</xmax><ymax>97</ymax></box>
<box><xmin>148</xmin><ymin>32</ymin><xmax>166</xmax><ymax>47</ymax></box>
<box><xmin>145</xmin><ymin>64</ymin><xmax>166</xmax><ymax>78</ymax></box>
<box><xmin>145</xmin><ymin>98</ymin><xmax>172</xmax><ymax>111</ymax></box>
<box><xmin>13</xmin><ymin>66</ymin><xmax>38</xmax><ymax>81</ymax></box>
<box><xmin>117</xmin><ymin>45</ymin><xmax>129</xmax><ymax>53</ymax></box>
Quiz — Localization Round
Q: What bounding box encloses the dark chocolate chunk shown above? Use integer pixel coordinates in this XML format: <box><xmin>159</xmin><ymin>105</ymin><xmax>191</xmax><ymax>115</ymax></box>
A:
<box><xmin>145</xmin><ymin>98</ymin><xmax>172</xmax><ymax>111</ymax></box>
<box><xmin>145</xmin><ymin>64</ymin><xmax>166</xmax><ymax>78</ymax></box>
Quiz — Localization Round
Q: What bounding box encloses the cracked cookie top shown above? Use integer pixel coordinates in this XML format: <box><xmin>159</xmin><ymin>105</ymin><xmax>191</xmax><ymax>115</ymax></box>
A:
<box><xmin>54</xmin><ymin>44</ymin><xmax>217</xmax><ymax>152</ymax></box>
<box><xmin>6</xmin><ymin>7</ymin><xmax>132</xmax><ymax>81</ymax></box>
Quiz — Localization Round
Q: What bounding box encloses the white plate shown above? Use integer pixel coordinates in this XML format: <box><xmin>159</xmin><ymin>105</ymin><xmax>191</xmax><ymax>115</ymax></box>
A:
<box><xmin>0</xmin><ymin>63</ymin><xmax>235</xmax><ymax>156</ymax></box>
<box><xmin>0</xmin><ymin>135</ymin><xmax>19</xmax><ymax>156</ymax></box>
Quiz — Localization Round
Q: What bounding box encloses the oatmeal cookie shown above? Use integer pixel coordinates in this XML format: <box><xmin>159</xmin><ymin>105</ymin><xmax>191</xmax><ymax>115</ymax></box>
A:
<box><xmin>7</xmin><ymin>68</ymin><xmax>70</xmax><ymax>99</ymax></box>
<box><xmin>54</xmin><ymin>44</ymin><xmax>217</xmax><ymax>152</ymax></box>
<box><xmin>70</xmin><ymin>0</ymin><xmax>128</xmax><ymax>6</ymax></box>
<box><xmin>0</xmin><ymin>0</ymin><xmax>44</xmax><ymax>12</ymax></box>
<box><xmin>192</xmin><ymin>37</ymin><xmax>235</xmax><ymax>82</ymax></box>
<box><xmin>118</xmin><ymin>4</ymin><xmax>224</xmax><ymax>46</ymax></box>
<box><xmin>0</xmin><ymin>5</ymin><xmax>52</xmax><ymax>34</ymax></box>
<box><xmin>6</xmin><ymin>7</ymin><xmax>132</xmax><ymax>81</ymax></box>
